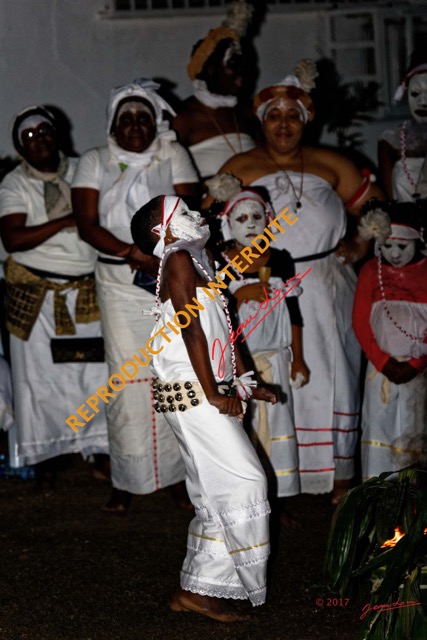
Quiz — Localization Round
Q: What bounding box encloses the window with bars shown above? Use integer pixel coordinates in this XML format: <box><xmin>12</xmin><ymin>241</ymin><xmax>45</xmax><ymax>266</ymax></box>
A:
<box><xmin>105</xmin><ymin>0</ymin><xmax>378</xmax><ymax>18</ymax></box>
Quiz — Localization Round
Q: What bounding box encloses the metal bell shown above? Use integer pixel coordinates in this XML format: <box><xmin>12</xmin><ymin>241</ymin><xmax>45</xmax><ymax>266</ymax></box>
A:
<box><xmin>173</xmin><ymin>383</ymin><xmax>181</xmax><ymax>391</ymax></box>
<box><xmin>190</xmin><ymin>399</ymin><xmax>199</xmax><ymax>407</ymax></box>
<box><xmin>160</xmin><ymin>404</ymin><xmax>168</xmax><ymax>412</ymax></box>
<box><xmin>184</xmin><ymin>381</ymin><xmax>193</xmax><ymax>390</ymax></box>
<box><xmin>166</xmin><ymin>395</ymin><xmax>174</xmax><ymax>403</ymax></box>
<box><xmin>187</xmin><ymin>390</ymin><xmax>196</xmax><ymax>399</ymax></box>
<box><xmin>154</xmin><ymin>403</ymin><xmax>161</xmax><ymax>413</ymax></box>
<box><xmin>158</xmin><ymin>394</ymin><xmax>165</xmax><ymax>402</ymax></box>
<box><xmin>175</xmin><ymin>393</ymin><xmax>183</xmax><ymax>401</ymax></box>
<box><xmin>168</xmin><ymin>404</ymin><xmax>176</xmax><ymax>412</ymax></box>
<box><xmin>164</xmin><ymin>383</ymin><xmax>172</xmax><ymax>392</ymax></box>
<box><xmin>178</xmin><ymin>404</ymin><xmax>187</xmax><ymax>412</ymax></box>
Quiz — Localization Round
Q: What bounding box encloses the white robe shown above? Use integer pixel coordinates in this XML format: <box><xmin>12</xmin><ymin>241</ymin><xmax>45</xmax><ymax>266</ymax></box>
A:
<box><xmin>72</xmin><ymin>142</ymin><xmax>197</xmax><ymax>493</ymax></box>
<box><xmin>251</xmin><ymin>172</ymin><xmax>361</xmax><ymax>494</ymax></box>
<box><xmin>0</xmin><ymin>159</ymin><xmax>108</xmax><ymax>466</ymax></box>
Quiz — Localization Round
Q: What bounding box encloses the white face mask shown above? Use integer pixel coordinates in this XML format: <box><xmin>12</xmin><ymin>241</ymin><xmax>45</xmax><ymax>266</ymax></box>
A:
<box><xmin>229</xmin><ymin>200</ymin><xmax>266</xmax><ymax>246</ymax></box>
<box><xmin>169</xmin><ymin>201</ymin><xmax>210</xmax><ymax>242</ymax></box>
<box><xmin>408</xmin><ymin>73</ymin><xmax>427</xmax><ymax>123</ymax></box>
<box><xmin>381</xmin><ymin>238</ymin><xmax>416</xmax><ymax>267</ymax></box>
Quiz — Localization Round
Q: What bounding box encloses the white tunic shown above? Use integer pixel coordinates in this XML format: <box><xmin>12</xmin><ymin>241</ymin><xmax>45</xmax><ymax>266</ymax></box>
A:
<box><xmin>251</xmin><ymin>172</ymin><xmax>361</xmax><ymax>494</ymax></box>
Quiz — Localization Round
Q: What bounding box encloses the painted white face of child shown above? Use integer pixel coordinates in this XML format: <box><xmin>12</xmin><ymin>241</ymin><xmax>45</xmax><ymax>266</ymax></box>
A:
<box><xmin>408</xmin><ymin>73</ymin><xmax>427</xmax><ymax>123</ymax></box>
<box><xmin>229</xmin><ymin>200</ymin><xmax>266</xmax><ymax>247</ymax></box>
<box><xmin>169</xmin><ymin>201</ymin><xmax>210</xmax><ymax>242</ymax></box>
<box><xmin>381</xmin><ymin>238</ymin><xmax>416</xmax><ymax>267</ymax></box>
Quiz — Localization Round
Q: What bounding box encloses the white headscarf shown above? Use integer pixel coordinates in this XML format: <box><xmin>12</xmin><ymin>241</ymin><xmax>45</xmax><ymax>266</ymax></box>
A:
<box><xmin>101</xmin><ymin>79</ymin><xmax>178</xmax><ymax>238</ymax></box>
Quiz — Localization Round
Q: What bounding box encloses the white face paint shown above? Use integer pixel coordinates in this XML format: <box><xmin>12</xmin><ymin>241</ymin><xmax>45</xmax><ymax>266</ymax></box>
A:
<box><xmin>169</xmin><ymin>201</ymin><xmax>210</xmax><ymax>242</ymax></box>
<box><xmin>229</xmin><ymin>200</ymin><xmax>266</xmax><ymax>246</ymax></box>
<box><xmin>263</xmin><ymin>96</ymin><xmax>307</xmax><ymax>124</ymax></box>
<box><xmin>381</xmin><ymin>238</ymin><xmax>416</xmax><ymax>267</ymax></box>
<box><xmin>408</xmin><ymin>73</ymin><xmax>427</xmax><ymax>123</ymax></box>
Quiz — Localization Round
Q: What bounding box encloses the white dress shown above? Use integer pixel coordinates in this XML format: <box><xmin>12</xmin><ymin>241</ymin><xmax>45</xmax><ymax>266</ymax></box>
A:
<box><xmin>150</xmin><ymin>245</ymin><xmax>270</xmax><ymax>606</ymax></box>
<box><xmin>72</xmin><ymin>142</ymin><xmax>197</xmax><ymax>493</ymax></box>
<box><xmin>251</xmin><ymin>172</ymin><xmax>361</xmax><ymax>494</ymax></box>
<box><xmin>0</xmin><ymin>160</ymin><xmax>109</xmax><ymax>466</ymax></box>
<box><xmin>227</xmin><ymin>272</ymin><xmax>300</xmax><ymax>497</ymax></box>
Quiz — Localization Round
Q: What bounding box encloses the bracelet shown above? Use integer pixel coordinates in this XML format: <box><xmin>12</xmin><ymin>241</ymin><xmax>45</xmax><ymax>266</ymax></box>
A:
<box><xmin>345</xmin><ymin>169</ymin><xmax>374</xmax><ymax>208</ymax></box>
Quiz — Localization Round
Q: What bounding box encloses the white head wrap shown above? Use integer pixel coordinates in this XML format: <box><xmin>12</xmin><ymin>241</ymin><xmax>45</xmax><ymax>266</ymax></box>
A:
<box><xmin>255</xmin><ymin>75</ymin><xmax>310</xmax><ymax>123</ymax></box>
<box><xmin>107</xmin><ymin>78</ymin><xmax>176</xmax><ymax>135</ymax></box>
<box><xmin>152</xmin><ymin>196</ymin><xmax>181</xmax><ymax>258</ymax></box>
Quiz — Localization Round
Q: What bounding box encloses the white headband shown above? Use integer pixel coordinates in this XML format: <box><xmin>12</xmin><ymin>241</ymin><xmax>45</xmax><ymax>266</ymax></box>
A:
<box><xmin>219</xmin><ymin>190</ymin><xmax>270</xmax><ymax>242</ymax></box>
<box><xmin>152</xmin><ymin>196</ymin><xmax>181</xmax><ymax>258</ymax></box>
<box><xmin>255</xmin><ymin>75</ymin><xmax>309</xmax><ymax>123</ymax></box>
<box><xmin>394</xmin><ymin>63</ymin><xmax>427</xmax><ymax>102</ymax></box>
<box><xmin>387</xmin><ymin>223</ymin><xmax>424</xmax><ymax>242</ymax></box>
<box><xmin>17</xmin><ymin>115</ymin><xmax>52</xmax><ymax>145</ymax></box>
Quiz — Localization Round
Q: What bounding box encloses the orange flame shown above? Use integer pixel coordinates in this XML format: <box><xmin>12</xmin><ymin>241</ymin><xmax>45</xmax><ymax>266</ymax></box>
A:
<box><xmin>381</xmin><ymin>527</ymin><xmax>406</xmax><ymax>548</ymax></box>
<box><xmin>381</xmin><ymin>526</ymin><xmax>427</xmax><ymax>549</ymax></box>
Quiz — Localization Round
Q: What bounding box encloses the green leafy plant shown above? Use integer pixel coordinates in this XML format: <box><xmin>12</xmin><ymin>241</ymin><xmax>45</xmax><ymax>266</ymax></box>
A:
<box><xmin>325</xmin><ymin>465</ymin><xmax>427</xmax><ymax>639</ymax></box>
<box><xmin>312</xmin><ymin>58</ymin><xmax>383</xmax><ymax>151</ymax></box>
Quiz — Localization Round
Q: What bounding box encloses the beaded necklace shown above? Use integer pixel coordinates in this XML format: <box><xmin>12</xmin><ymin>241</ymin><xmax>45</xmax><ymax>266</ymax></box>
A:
<box><xmin>154</xmin><ymin>245</ymin><xmax>237</xmax><ymax>377</ymax></box>
<box><xmin>400</xmin><ymin>122</ymin><xmax>420</xmax><ymax>198</ymax></box>
<box><xmin>377</xmin><ymin>250</ymin><xmax>423</xmax><ymax>343</ymax></box>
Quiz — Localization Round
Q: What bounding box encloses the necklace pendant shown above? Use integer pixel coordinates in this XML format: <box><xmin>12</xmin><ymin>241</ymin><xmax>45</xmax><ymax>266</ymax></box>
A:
<box><xmin>296</xmin><ymin>201</ymin><xmax>302</xmax><ymax>209</ymax></box>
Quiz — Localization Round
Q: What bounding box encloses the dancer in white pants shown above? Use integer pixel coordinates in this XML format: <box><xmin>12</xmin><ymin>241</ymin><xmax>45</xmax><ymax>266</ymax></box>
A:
<box><xmin>131</xmin><ymin>195</ymin><xmax>276</xmax><ymax>622</ymax></box>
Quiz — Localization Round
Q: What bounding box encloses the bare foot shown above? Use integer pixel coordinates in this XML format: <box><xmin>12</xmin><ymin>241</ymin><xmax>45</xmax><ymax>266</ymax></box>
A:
<box><xmin>101</xmin><ymin>488</ymin><xmax>132</xmax><ymax>514</ymax></box>
<box><xmin>332</xmin><ymin>480</ymin><xmax>350</xmax><ymax>506</ymax></box>
<box><xmin>170</xmin><ymin>588</ymin><xmax>251</xmax><ymax>623</ymax></box>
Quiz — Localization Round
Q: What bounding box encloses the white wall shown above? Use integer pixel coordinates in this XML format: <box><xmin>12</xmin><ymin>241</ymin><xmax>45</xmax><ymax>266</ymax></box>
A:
<box><xmin>0</xmin><ymin>1</ymin><xmax>321</xmax><ymax>156</ymax></box>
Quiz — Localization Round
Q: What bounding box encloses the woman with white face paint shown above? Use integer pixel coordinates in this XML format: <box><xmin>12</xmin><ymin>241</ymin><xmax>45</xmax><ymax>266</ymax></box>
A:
<box><xmin>204</xmin><ymin>60</ymin><xmax>385</xmax><ymax>503</ymax></box>
<box><xmin>71</xmin><ymin>79</ymin><xmax>199</xmax><ymax>512</ymax></box>
<box><xmin>206</xmin><ymin>177</ymin><xmax>309</xmax><ymax>517</ymax></box>
<box><xmin>353</xmin><ymin>200</ymin><xmax>427</xmax><ymax>479</ymax></box>
<box><xmin>378</xmin><ymin>50</ymin><xmax>427</xmax><ymax>201</ymax></box>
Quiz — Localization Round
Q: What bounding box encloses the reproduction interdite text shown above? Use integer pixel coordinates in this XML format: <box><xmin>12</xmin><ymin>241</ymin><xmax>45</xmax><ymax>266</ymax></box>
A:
<box><xmin>65</xmin><ymin>208</ymin><xmax>299</xmax><ymax>432</ymax></box>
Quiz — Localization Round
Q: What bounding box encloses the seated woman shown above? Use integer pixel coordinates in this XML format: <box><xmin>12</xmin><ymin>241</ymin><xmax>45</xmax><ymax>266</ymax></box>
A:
<box><xmin>378</xmin><ymin>49</ymin><xmax>427</xmax><ymax>201</ymax></box>
<box><xmin>206</xmin><ymin>175</ymin><xmax>309</xmax><ymax>514</ymax></box>
<box><xmin>173</xmin><ymin>1</ymin><xmax>258</xmax><ymax>180</ymax></box>
<box><xmin>72</xmin><ymin>79</ymin><xmax>199</xmax><ymax>512</ymax></box>
<box><xmin>205</xmin><ymin>60</ymin><xmax>385</xmax><ymax>502</ymax></box>
<box><xmin>0</xmin><ymin>106</ymin><xmax>108</xmax><ymax>492</ymax></box>
<box><xmin>353</xmin><ymin>199</ymin><xmax>427</xmax><ymax>479</ymax></box>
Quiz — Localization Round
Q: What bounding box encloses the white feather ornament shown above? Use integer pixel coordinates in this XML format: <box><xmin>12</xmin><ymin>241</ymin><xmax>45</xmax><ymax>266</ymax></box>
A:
<box><xmin>206</xmin><ymin>172</ymin><xmax>242</xmax><ymax>202</ymax></box>
<box><xmin>223</xmin><ymin>0</ymin><xmax>254</xmax><ymax>37</ymax></box>
<box><xmin>294</xmin><ymin>59</ymin><xmax>318</xmax><ymax>93</ymax></box>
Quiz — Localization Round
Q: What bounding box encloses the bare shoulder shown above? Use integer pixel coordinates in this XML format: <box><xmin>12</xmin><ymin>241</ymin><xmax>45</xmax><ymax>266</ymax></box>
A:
<box><xmin>220</xmin><ymin>147</ymin><xmax>267</xmax><ymax>184</ymax></box>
